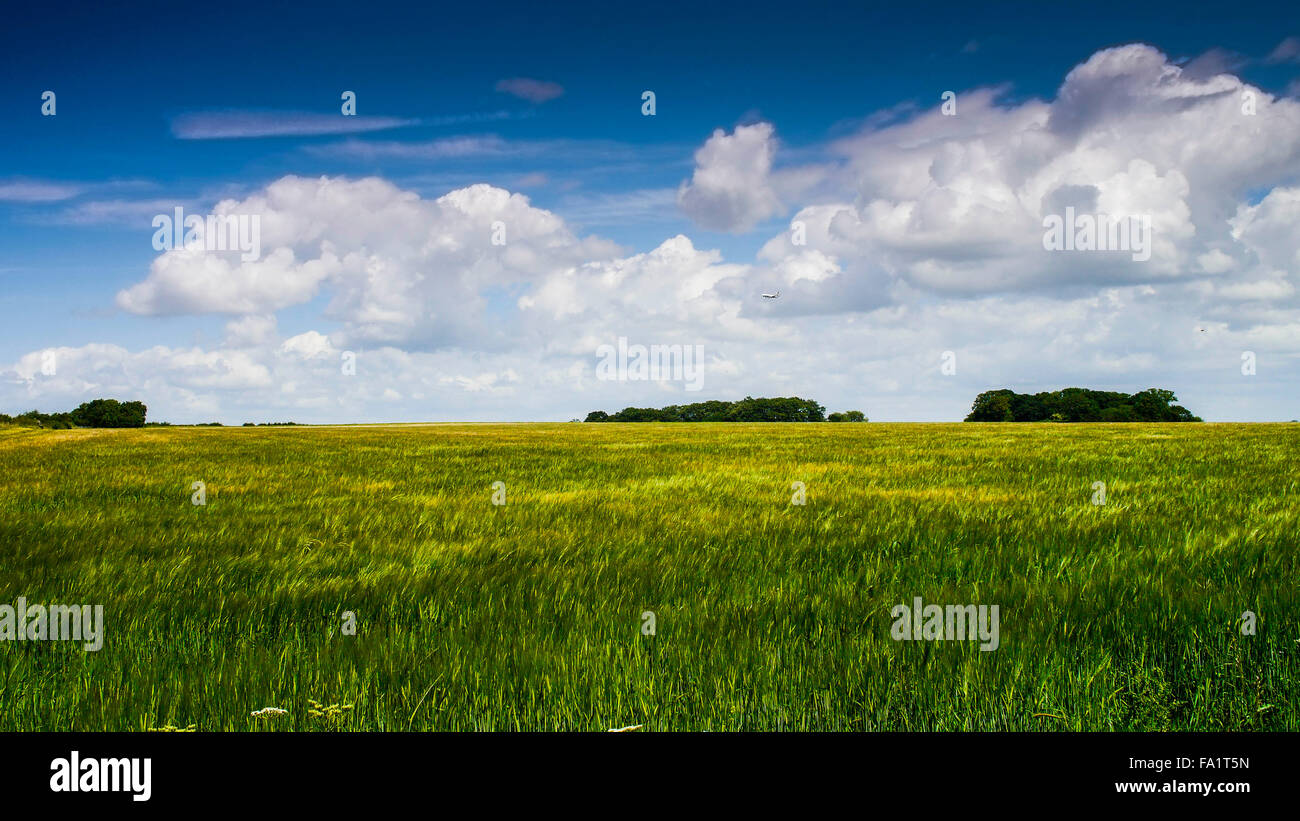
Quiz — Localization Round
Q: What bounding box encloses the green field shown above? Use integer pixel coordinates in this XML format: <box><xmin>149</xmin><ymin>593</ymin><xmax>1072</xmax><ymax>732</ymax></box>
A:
<box><xmin>0</xmin><ymin>422</ymin><xmax>1296</xmax><ymax>731</ymax></box>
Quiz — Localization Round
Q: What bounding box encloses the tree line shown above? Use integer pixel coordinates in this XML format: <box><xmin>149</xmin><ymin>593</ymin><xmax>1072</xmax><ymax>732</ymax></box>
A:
<box><xmin>965</xmin><ymin>388</ymin><xmax>1201</xmax><ymax>422</ymax></box>
<box><xmin>0</xmin><ymin>399</ymin><xmax>148</xmax><ymax>429</ymax></box>
<box><xmin>585</xmin><ymin>397</ymin><xmax>866</xmax><ymax>422</ymax></box>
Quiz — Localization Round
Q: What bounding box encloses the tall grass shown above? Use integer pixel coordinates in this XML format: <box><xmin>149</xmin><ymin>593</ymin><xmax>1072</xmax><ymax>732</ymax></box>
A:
<box><xmin>0</xmin><ymin>422</ymin><xmax>1295</xmax><ymax>730</ymax></box>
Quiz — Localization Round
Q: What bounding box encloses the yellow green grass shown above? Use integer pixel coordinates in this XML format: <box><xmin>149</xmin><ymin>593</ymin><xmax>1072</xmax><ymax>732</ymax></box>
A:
<box><xmin>0</xmin><ymin>422</ymin><xmax>1296</xmax><ymax>730</ymax></box>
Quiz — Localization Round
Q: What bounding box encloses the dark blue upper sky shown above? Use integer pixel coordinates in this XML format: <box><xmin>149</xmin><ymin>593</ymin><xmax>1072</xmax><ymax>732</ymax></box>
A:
<box><xmin>6</xmin><ymin>0</ymin><xmax>1295</xmax><ymax>192</ymax></box>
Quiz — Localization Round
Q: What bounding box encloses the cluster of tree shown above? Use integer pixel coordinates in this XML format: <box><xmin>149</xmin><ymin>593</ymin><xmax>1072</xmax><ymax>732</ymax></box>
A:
<box><xmin>242</xmin><ymin>421</ymin><xmax>301</xmax><ymax>426</ymax></box>
<box><xmin>585</xmin><ymin>397</ymin><xmax>830</xmax><ymax>422</ymax></box>
<box><xmin>0</xmin><ymin>399</ymin><xmax>148</xmax><ymax>429</ymax></box>
<box><xmin>827</xmin><ymin>410</ymin><xmax>867</xmax><ymax>422</ymax></box>
<box><xmin>965</xmin><ymin>388</ymin><xmax>1201</xmax><ymax>422</ymax></box>
<box><xmin>0</xmin><ymin>411</ymin><xmax>75</xmax><ymax>429</ymax></box>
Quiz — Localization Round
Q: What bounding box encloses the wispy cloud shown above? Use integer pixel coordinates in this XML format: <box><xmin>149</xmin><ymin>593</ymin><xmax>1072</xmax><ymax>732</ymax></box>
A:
<box><xmin>512</xmin><ymin>172</ymin><xmax>549</xmax><ymax>188</ymax></box>
<box><xmin>1265</xmin><ymin>36</ymin><xmax>1300</xmax><ymax>64</ymax></box>
<box><xmin>494</xmin><ymin>77</ymin><xmax>564</xmax><ymax>104</ymax></box>
<box><xmin>307</xmin><ymin>135</ymin><xmax>679</xmax><ymax>167</ymax></box>
<box><xmin>1180</xmin><ymin>47</ymin><xmax>1249</xmax><ymax>80</ymax></box>
<box><xmin>308</xmin><ymin>135</ymin><xmax>518</xmax><ymax>160</ymax></box>
<box><xmin>171</xmin><ymin>110</ymin><xmax>420</xmax><ymax>139</ymax></box>
<box><xmin>0</xmin><ymin>179</ymin><xmax>84</xmax><ymax>203</ymax></box>
<box><xmin>554</xmin><ymin>188</ymin><xmax>680</xmax><ymax>226</ymax></box>
<box><xmin>0</xmin><ymin>178</ymin><xmax>160</xmax><ymax>211</ymax></box>
<box><xmin>427</xmin><ymin>110</ymin><xmax>522</xmax><ymax>126</ymax></box>
<box><xmin>37</xmin><ymin>198</ymin><xmax>198</xmax><ymax>227</ymax></box>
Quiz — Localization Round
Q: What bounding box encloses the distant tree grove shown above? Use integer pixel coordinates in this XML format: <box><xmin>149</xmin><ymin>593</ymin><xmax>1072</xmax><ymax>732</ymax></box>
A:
<box><xmin>0</xmin><ymin>399</ymin><xmax>148</xmax><ymax>429</ymax></box>
<box><xmin>586</xmin><ymin>397</ymin><xmax>855</xmax><ymax>422</ymax></box>
<box><xmin>965</xmin><ymin>388</ymin><xmax>1201</xmax><ymax>422</ymax></box>
<box><xmin>827</xmin><ymin>410</ymin><xmax>867</xmax><ymax>422</ymax></box>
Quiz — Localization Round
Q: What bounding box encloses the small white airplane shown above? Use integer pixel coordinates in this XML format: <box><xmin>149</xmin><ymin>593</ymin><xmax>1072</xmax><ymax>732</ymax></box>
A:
<box><xmin>761</xmin><ymin>290</ymin><xmax>780</xmax><ymax>299</ymax></box>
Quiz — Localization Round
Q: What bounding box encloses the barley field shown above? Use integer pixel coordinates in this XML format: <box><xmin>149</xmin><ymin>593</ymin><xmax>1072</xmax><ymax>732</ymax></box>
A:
<box><xmin>0</xmin><ymin>422</ymin><xmax>1296</xmax><ymax>731</ymax></box>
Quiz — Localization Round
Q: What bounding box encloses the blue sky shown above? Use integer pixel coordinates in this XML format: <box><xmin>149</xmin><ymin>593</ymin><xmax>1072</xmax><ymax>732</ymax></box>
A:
<box><xmin>3</xmin><ymin>0</ymin><xmax>1299</xmax><ymax>422</ymax></box>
